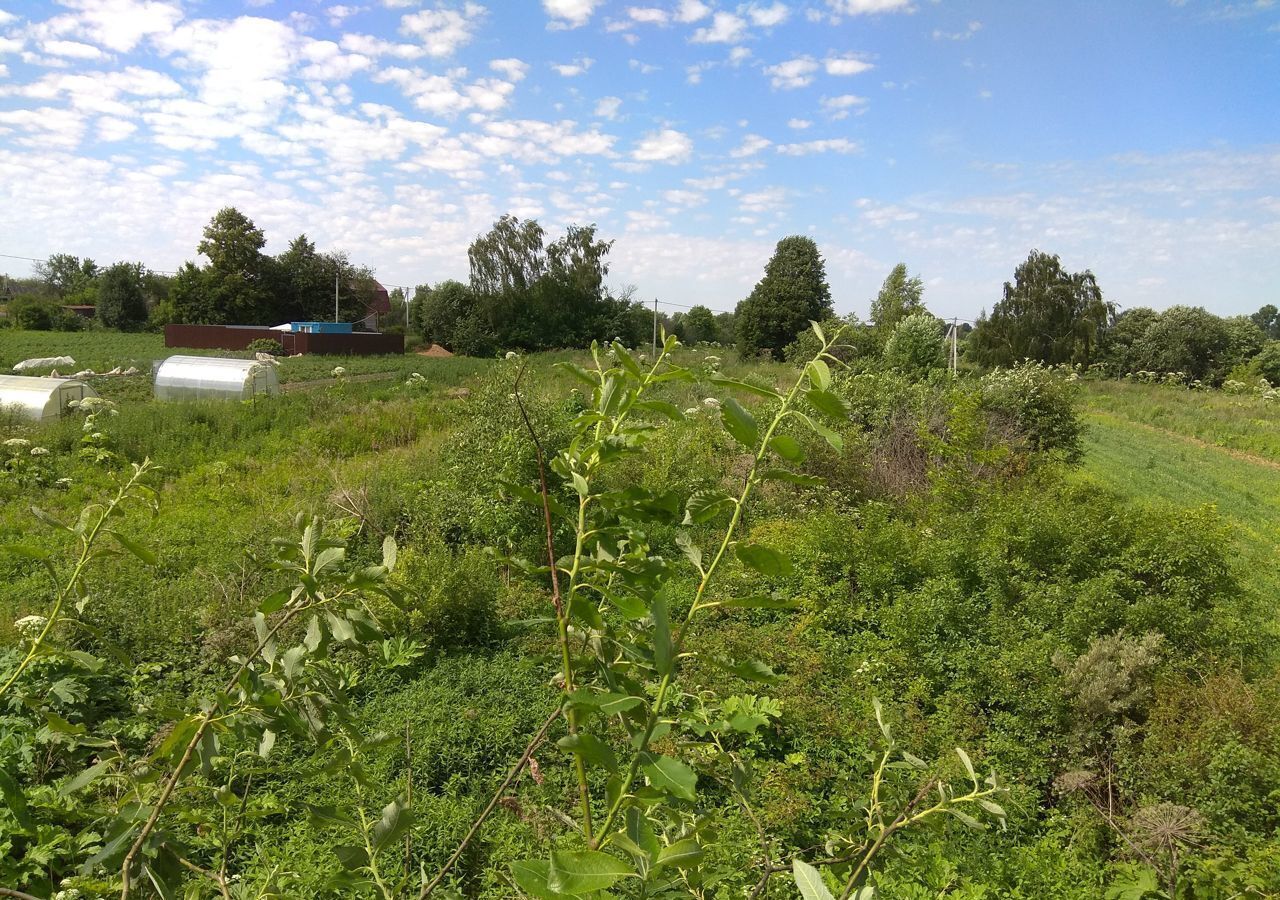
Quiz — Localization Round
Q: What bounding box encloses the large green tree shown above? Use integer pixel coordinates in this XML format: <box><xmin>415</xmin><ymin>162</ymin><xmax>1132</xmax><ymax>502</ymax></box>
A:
<box><xmin>870</xmin><ymin>263</ymin><xmax>925</xmax><ymax>333</ymax></box>
<box><xmin>34</xmin><ymin>253</ymin><xmax>97</xmax><ymax>300</ymax></box>
<box><xmin>735</xmin><ymin>235</ymin><xmax>833</xmax><ymax>358</ymax></box>
<box><xmin>675</xmin><ymin>304</ymin><xmax>718</xmax><ymax>344</ymax></box>
<box><xmin>1250</xmin><ymin>304</ymin><xmax>1280</xmax><ymax>340</ymax></box>
<box><xmin>970</xmin><ymin>250</ymin><xmax>1113</xmax><ymax>367</ymax></box>
<box><xmin>464</xmin><ymin>215</ymin><xmax>617</xmax><ymax>351</ymax></box>
<box><xmin>171</xmin><ymin>207</ymin><xmax>276</xmax><ymax>324</ymax></box>
<box><xmin>95</xmin><ymin>262</ymin><xmax>149</xmax><ymax>331</ymax></box>
<box><xmin>412</xmin><ymin>280</ymin><xmax>476</xmax><ymax>350</ymax></box>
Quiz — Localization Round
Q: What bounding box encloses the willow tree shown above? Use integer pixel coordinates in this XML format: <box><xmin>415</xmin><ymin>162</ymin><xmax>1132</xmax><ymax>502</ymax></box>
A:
<box><xmin>970</xmin><ymin>250</ymin><xmax>1113</xmax><ymax>367</ymax></box>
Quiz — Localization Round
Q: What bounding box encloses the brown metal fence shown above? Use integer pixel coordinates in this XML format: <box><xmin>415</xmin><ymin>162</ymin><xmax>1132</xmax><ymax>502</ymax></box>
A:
<box><xmin>164</xmin><ymin>325</ymin><xmax>404</xmax><ymax>356</ymax></box>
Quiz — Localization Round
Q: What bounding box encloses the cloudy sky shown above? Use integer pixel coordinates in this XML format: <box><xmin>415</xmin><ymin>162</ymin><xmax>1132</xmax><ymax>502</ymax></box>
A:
<box><xmin>0</xmin><ymin>0</ymin><xmax>1277</xmax><ymax>320</ymax></box>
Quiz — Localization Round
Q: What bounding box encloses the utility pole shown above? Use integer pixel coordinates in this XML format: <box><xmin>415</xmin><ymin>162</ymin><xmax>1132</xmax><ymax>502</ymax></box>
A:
<box><xmin>949</xmin><ymin>317</ymin><xmax>959</xmax><ymax>375</ymax></box>
<box><xmin>334</xmin><ymin>271</ymin><xmax>339</xmax><ymax>323</ymax></box>
<box><xmin>652</xmin><ymin>298</ymin><xmax>658</xmax><ymax>357</ymax></box>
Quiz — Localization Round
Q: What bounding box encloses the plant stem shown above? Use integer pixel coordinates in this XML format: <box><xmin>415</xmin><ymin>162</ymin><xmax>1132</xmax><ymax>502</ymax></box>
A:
<box><xmin>418</xmin><ymin>704</ymin><xmax>561</xmax><ymax>898</ymax></box>
<box><xmin>595</xmin><ymin>346</ymin><xmax>821</xmax><ymax>845</ymax></box>
<box><xmin>120</xmin><ymin>603</ymin><xmax>305</xmax><ymax>899</ymax></box>
<box><xmin>0</xmin><ymin>463</ymin><xmax>151</xmax><ymax>700</ymax></box>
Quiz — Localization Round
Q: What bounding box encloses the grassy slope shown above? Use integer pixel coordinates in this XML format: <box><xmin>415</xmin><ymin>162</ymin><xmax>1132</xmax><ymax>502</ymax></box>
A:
<box><xmin>1077</xmin><ymin>380</ymin><xmax>1280</xmax><ymax>598</ymax></box>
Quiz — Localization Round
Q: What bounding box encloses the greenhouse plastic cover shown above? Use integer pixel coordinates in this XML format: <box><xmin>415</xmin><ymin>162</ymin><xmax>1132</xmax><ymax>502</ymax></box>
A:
<box><xmin>0</xmin><ymin>375</ymin><xmax>97</xmax><ymax>421</ymax></box>
<box><xmin>154</xmin><ymin>356</ymin><xmax>280</xmax><ymax>401</ymax></box>
<box><xmin>13</xmin><ymin>356</ymin><xmax>76</xmax><ymax>372</ymax></box>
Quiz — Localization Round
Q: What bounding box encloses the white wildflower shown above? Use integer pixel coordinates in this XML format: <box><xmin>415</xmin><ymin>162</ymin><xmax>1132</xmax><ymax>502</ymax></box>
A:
<box><xmin>332</xmin><ymin>366</ymin><xmax>347</xmax><ymax>377</ymax></box>
<box><xmin>15</xmin><ymin>614</ymin><xmax>48</xmax><ymax>637</ymax></box>
<box><xmin>505</xmin><ymin>351</ymin><xmax>518</xmax><ymax>360</ymax></box>
<box><xmin>3</xmin><ymin>438</ymin><xmax>31</xmax><ymax>449</ymax></box>
<box><xmin>702</xmin><ymin>397</ymin><xmax>721</xmax><ymax>408</ymax></box>
<box><xmin>30</xmin><ymin>446</ymin><xmax>49</xmax><ymax>456</ymax></box>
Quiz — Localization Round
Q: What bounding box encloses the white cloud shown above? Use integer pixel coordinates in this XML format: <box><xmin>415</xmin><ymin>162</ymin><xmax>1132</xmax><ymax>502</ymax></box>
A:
<box><xmin>933</xmin><ymin>20</ymin><xmax>982</xmax><ymax>40</ymax></box>
<box><xmin>788</xmin><ymin>117</ymin><xmax>811</xmax><ymax>128</ymax></box>
<box><xmin>552</xmin><ymin>56</ymin><xmax>594</xmax><ymax>76</ymax></box>
<box><xmin>776</xmin><ymin>137</ymin><xmax>859</xmax><ymax>155</ymax></box>
<box><xmin>691</xmin><ymin>11</ymin><xmax>746</xmax><ymax>43</ymax></box>
<box><xmin>628</xmin><ymin>6</ymin><xmax>669</xmax><ymax>25</ymax></box>
<box><xmin>745</xmin><ymin>2</ymin><xmax>790</xmax><ymax>27</ymax></box>
<box><xmin>632</xmin><ymin>128</ymin><xmax>693</xmax><ymax>163</ymax></box>
<box><xmin>827</xmin><ymin>0</ymin><xmax>913</xmax><ymax>14</ymax></box>
<box><xmin>739</xmin><ymin>186</ymin><xmax>787</xmax><ymax>212</ymax></box>
<box><xmin>629</xmin><ymin>58</ymin><xmax>659</xmax><ymax>74</ymax></box>
<box><xmin>594</xmin><ymin>95</ymin><xmax>622</xmax><ymax>119</ymax></box>
<box><xmin>42</xmin><ymin>39</ymin><xmax>105</xmax><ymax>59</ymax></box>
<box><xmin>327</xmin><ymin>5</ymin><xmax>364</xmax><ymax>26</ymax></box>
<box><xmin>399</xmin><ymin>3</ymin><xmax>485</xmax><ymax>57</ymax></box>
<box><xmin>155</xmin><ymin>16</ymin><xmax>298</xmax><ymax>115</ymax></box>
<box><xmin>730</xmin><ymin>133</ymin><xmax>772</xmax><ymax>157</ymax></box>
<box><xmin>96</xmin><ymin>115</ymin><xmax>137</xmax><ymax>141</ymax></box>
<box><xmin>728</xmin><ymin>46</ymin><xmax>752</xmax><ymax>64</ymax></box>
<box><xmin>0</xmin><ymin>10</ymin><xmax>15</xmax><ymax>25</ymax></box>
<box><xmin>764</xmin><ymin>56</ymin><xmax>817</xmax><ymax>89</ymax></box>
<box><xmin>663</xmin><ymin>188</ymin><xmax>705</xmax><ymax>206</ymax></box>
<box><xmin>822</xmin><ymin>93</ymin><xmax>867</xmax><ymax>118</ymax></box>
<box><xmin>489</xmin><ymin>57</ymin><xmax>529</xmax><ymax>80</ymax></box>
<box><xmin>52</xmin><ymin>0</ymin><xmax>183</xmax><ymax>53</ymax></box>
<box><xmin>676</xmin><ymin>0</ymin><xmax>711</xmax><ymax>23</ymax></box>
<box><xmin>824</xmin><ymin>54</ymin><xmax>873</xmax><ymax>76</ymax></box>
<box><xmin>543</xmin><ymin>0</ymin><xmax>601</xmax><ymax>29</ymax></box>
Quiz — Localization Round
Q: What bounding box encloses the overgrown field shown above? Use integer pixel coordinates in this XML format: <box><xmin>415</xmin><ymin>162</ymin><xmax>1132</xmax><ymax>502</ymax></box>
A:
<box><xmin>2</xmin><ymin>334</ymin><xmax>1278</xmax><ymax>899</ymax></box>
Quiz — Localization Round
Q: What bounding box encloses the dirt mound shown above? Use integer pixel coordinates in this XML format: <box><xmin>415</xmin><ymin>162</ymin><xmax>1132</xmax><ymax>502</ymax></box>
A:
<box><xmin>417</xmin><ymin>344</ymin><xmax>454</xmax><ymax>358</ymax></box>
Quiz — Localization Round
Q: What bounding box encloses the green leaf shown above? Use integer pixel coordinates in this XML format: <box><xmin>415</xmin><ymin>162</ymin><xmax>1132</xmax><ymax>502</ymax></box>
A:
<box><xmin>946</xmin><ymin>807</ymin><xmax>987</xmax><ymax>830</ymax></box>
<box><xmin>736</xmin><ymin>543</ymin><xmax>793</xmax><ymax>576</ymax></box>
<box><xmin>768</xmin><ymin>434</ymin><xmax>805</xmax><ymax>462</ymax></box>
<box><xmin>556</xmin><ymin>361</ymin><xmax>599</xmax><ymax>388</ymax></box>
<box><xmin>712</xmin><ymin>655</ymin><xmax>781</xmax><ymax>684</ymax></box>
<box><xmin>718</xmin><ymin>593</ymin><xmax>800</xmax><ymax>609</ymax></box>
<box><xmin>809</xmin><ymin>320</ymin><xmax>827</xmax><ymax>344</ymax></box>
<box><xmin>105</xmin><ymin>530</ymin><xmax>157</xmax><ymax>566</ymax></box>
<box><xmin>0</xmin><ymin>767</ymin><xmax>32</xmax><ymax>829</ymax></box>
<box><xmin>258</xmin><ymin>729</ymin><xmax>277</xmax><ymax>759</ymax></box>
<box><xmin>872</xmin><ymin>698</ymin><xmax>891</xmax><ymax>742</ymax></box>
<box><xmin>655</xmin><ymin>838</ymin><xmax>704</xmax><ymax>870</ymax></box>
<box><xmin>806</xmin><ymin>359</ymin><xmax>832</xmax><ymax>391</ymax></box>
<box><xmin>794</xmin><ymin>412</ymin><xmax>844</xmax><ymax>453</ymax></box>
<box><xmin>635</xmin><ymin>399</ymin><xmax>685</xmax><ymax>421</ymax></box>
<box><xmin>683</xmin><ymin>489</ymin><xmax>735</xmax><ymax>525</ymax></box>
<box><xmin>258</xmin><ymin>588</ymin><xmax>291</xmax><ymax>615</ymax></box>
<box><xmin>31</xmin><ymin>506</ymin><xmax>73</xmax><ymax>533</ymax></box>
<box><xmin>720</xmin><ymin>397</ymin><xmax>759</xmax><ymax>448</ymax></box>
<box><xmin>793</xmin><ymin>859</ymin><xmax>836</xmax><ymax>900</ymax></box>
<box><xmin>510</xmin><ymin>859</ymin><xmax>572</xmax><ymax>900</ymax></box>
<box><xmin>955</xmin><ymin>747</ymin><xmax>977</xmax><ymax>783</ymax></box>
<box><xmin>639</xmin><ymin>753</ymin><xmax>696</xmax><ymax>801</ymax></box>
<box><xmin>307</xmin><ymin>803</ymin><xmax>358</xmax><ymax>829</ymax></box>
<box><xmin>805</xmin><ymin>388</ymin><xmax>850</xmax><ymax>422</ymax></box>
<box><xmin>709</xmin><ymin>375</ymin><xmax>782</xmax><ymax>400</ymax></box>
<box><xmin>571</xmin><ymin>472</ymin><xmax>590</xmax><ymax>497</ymax></box>
<box><xmin>675</xmin><ymin>532</ymin><xmax>702</xmax><ymax>571</ymax></box>
<box><xmin>56</xmin><ymin>648</ymin><xmax>104</xmax><ymax>672</ymax></box>
<box><xmin>370</xmin><ymin>797</ymin><xmax>414</xmax><ymax>851</ymax></box>
<box><xmin>548</xmin><ymin>850</ymin><xmax>632</xmax><ymax>895</ymax></box>
<box><xmin>651</xmin><ymin>591</ymin><xmax>673</xmax><ymax>676</ymax></box>
<box><xmin>557</xmin><ymin>733</ymin><xmax>618</xmax><ymax>774</ymax></box>
<box><xmin>381</xmin><ymin>535</ymin><xmax>398</xmax><ymax>571</ymax></box>
<box><xmin>325</xmin><ymin>610</ymin><xmax>356</xmax><ymax>643</ymax></box>
<box><xmin>314</xmin><ymin>545</ymin><xmax>345</xmax><ymax>575</ymax></box>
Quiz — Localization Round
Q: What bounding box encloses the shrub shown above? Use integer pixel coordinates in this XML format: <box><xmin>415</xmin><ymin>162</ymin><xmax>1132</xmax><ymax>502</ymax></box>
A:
<box><xmin>5</xmin><ymin>295</ymin><xmax>84</xmax><ymax>331</ymax></box>
<box><xmin>883</xmin><ymin>312</ymin><xmax>946</xmax><ymax>377</ymax></box>
<box><xmin>1249</xmin><ymin>341</ymin><xmax>1280</xmax><ymax>385</ymax></box>
<box><xmin>246</xmin><ymin>337</ymin><xmax>282</xmax><ymax>355</ymax></box>
<box><xmin>386</xmin><ymin>543</ymin><xmax>499</xmax><ymax>651</ymax></box>
<box><xmin>980</xmin><ymin>361</ymin><xmax>1083</xmax><ymax>461</ymax></box>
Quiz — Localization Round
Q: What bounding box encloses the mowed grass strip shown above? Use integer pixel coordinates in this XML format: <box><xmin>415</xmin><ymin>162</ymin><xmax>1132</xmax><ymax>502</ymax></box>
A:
<box><xmin>1078</xmin><ymin>408</ymin><xmax>1280</xmax><ymax>600</ymax></box>
<box><xmin>1080</xmin><ymin>379</ymin><xmax>1280</xmax><ymax>464</ymax></box>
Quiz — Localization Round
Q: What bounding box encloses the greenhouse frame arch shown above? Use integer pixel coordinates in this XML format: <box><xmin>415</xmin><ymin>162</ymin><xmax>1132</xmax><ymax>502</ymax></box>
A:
<box><xmin>153</xmin><ymin>356</ymin><xmax>280</xmax><ymax>402</ymax></box>
<box><xmin>0</xmin><ymin>375</ymin><xmax>98</xmax><ymax>422</ymax></box>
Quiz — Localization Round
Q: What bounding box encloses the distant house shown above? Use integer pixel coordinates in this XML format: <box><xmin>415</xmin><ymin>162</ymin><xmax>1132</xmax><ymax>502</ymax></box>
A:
<box><xmin>358</xmin><ymin>280</ymin><xmax>392</xmax><ymax>331</ymax></box>
<box><xmin>62</xmin><ymin>305</ymin><xmax>96</xmax><ymax>319</ymax></box>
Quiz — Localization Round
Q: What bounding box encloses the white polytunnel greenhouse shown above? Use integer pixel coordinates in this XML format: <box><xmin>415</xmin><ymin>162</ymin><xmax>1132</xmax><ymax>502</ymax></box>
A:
<box><xmin>153</xmin><ymin>356</ymin><xmax>280</xmax><ymax>402</ymax></box>
<box><xmin>0</xmin><ymin>375</ymin><xmax>99</xmax><ymax>422</ymax></box>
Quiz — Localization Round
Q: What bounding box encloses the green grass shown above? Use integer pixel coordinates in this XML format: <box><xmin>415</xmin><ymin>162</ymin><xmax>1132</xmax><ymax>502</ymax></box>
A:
<box><xmin>1078</xmin><ymin>381</ymin><xmax>1280</xmax><ymax>599</ymax></box>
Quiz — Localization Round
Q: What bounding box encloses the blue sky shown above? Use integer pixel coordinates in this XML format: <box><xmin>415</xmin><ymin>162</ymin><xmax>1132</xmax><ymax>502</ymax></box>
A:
<box><xmin>0</xmin><ymin>0</ymin><xmax>1277</xmax><ymax>321</ymax></box>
